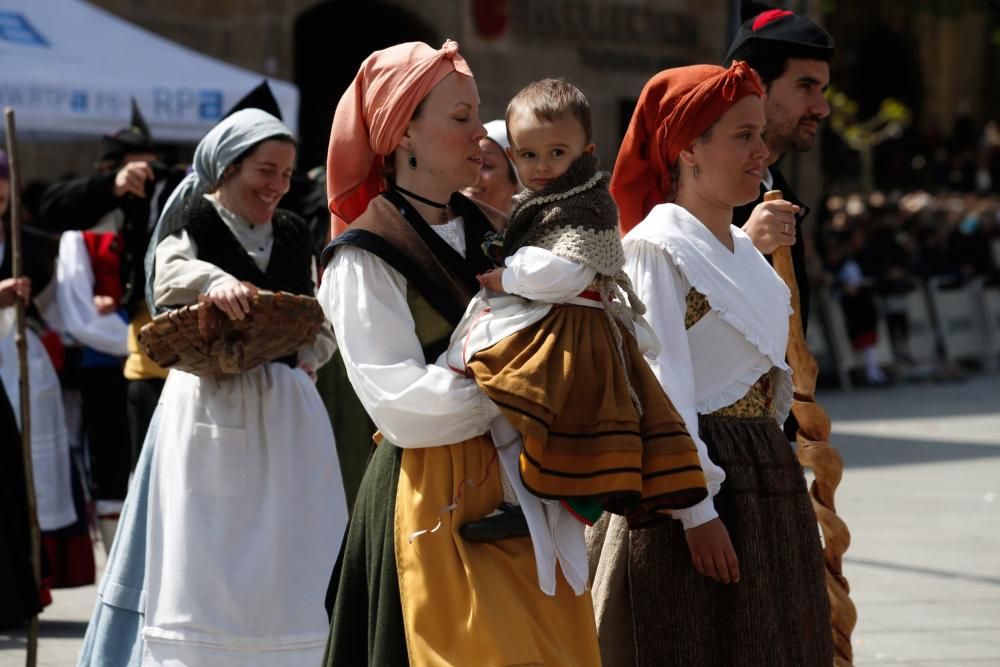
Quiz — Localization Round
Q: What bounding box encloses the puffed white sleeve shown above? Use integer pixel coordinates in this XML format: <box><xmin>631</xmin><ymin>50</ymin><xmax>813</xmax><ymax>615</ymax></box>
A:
<box><xmin>318</xmin><ymin>245</ymin><xmax>500</xmax><ymax>448</ymax></box>
<box><xmin>623</xmin><ymin>239</ymin><xmax>726</xmax><ymax>530</ymax></box>
<box><xmin>500</xmin><ymin>246</ymin><xmax>596</xmax><ymax>302</ymax></box>
<box><xmin>298</xmin><ymin>260</ymin><xmax>336</xmax><ymax>369</ymax></box>
<box><xmin>153</xmin><ymin>230</ymin><xmax>236</xmax><ymax>307</ymax></box>
<box><xmin>54</xmin><ymin>232</ymin><xmax>128</xmax><ymax>356</ymax></box>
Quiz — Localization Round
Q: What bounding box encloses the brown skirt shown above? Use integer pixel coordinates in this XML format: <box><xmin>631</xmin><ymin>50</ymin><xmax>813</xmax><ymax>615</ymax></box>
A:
<box><xmin>466</xmin><ymin>304</ymin><xmax>707</xmax><ymax>522</ymax></box>
<box><xmin>627</xmin><ymin>414</ymin><xmax>833</xmax><ymax>666</ymax></box>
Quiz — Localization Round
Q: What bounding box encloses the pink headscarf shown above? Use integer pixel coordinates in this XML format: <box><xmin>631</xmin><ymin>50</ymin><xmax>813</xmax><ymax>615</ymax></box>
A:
<box><xmin>326</xmin><ymin>40</ymin><xmax>473</xmax><ymax>236</ymax></box>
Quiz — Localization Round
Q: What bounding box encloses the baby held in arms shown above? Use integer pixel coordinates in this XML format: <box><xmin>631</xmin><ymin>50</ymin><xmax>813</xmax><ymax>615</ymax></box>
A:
<box><xmin>440</xmin><ymin>79</ymin><xmax>707</xmax><ymax>594</ymax></box>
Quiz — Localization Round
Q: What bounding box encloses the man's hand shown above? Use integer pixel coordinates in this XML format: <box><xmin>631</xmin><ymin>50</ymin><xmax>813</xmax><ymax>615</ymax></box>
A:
<box><xmin>742</xmin><ymin>199</ymin><xmax>800</xmax><ymax>255</ymax></box>
<box><xmin>0</xmin><ymin>277</ymin><xmax>30</xmax><ymax>308</ymax></box>
<box><xmin>476</xmin><ymin>268</ymin><xmax>506</xmax><ymax>293</ymax></box>
<box><xmin>113</xmin><ymin>161</ymin><xmax>154</xmax><ymax>199</ymax></box>
<box><xmin>93</xmin><ymin>294</ymin><xmax>118</xmax><ymax>315</ymax></box>
<box><xmin>685</xmin><ymin>517</ymin><xmax>741</xmax><ymax>584</ymax></box>
<box><xmin>207</xmin><ymin>280</ymin><xmax>258</xmax><ymax>321</ymax></box>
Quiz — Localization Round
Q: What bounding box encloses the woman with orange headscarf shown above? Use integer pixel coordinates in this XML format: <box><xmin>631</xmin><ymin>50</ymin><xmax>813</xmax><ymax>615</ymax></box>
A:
<box><xmin>587</xmin><ymin>62</ymin><xmax>832</xmax><ymax>666</ymax></box>
<box><xmin>317</xmin><ymin>41</ymin><xmax>600</xmax><ymax>666</ymax></box>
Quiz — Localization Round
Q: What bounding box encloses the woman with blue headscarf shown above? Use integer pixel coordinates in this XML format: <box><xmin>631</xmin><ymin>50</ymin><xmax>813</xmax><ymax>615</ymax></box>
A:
<box><xmin>77</xmin><ymin>109</ymin><xmax>347</xmax><ymax>667</ymax></box>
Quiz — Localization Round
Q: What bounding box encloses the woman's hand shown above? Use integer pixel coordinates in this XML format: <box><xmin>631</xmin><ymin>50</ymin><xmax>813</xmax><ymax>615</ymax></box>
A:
<box><xmin>0</xmin><ymin>277</ymin><xmax>31</xmax><ymax>308</ymax></box>
<box><xmin>685</xmin><ymin>517</ymin><xmax>741</xmax><ymax>584</ymax></box>
<box><xmin>93</xmin><ymin>294</ymin><xmax>118</xmax><ymax>315</ymax></box>
<box><xmin>476</xmin><ymin>268</ymin><xmax>506</xmax><ymax>293</ymax></box>
<box><xmin>207</xmin><ymin>279</ymin><xmax>258</xmax><ymax>321</ymax></box>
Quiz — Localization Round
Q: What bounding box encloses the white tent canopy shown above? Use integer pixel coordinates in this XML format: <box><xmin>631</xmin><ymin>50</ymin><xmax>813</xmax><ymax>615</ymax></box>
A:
<box><xmin>0</xmin><ymin>0</ymin><xmax>298</xmax><ymax>142</ymax></box>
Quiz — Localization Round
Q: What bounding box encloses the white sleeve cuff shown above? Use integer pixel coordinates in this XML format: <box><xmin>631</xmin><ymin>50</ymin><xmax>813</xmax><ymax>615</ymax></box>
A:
<box><xmin>296</xmin><ymin>348</ymin><xmax>320</xmax><ymax>369</ymax></box>
<box><xmin>204</xmin><ymin>272</ymin><xmax>238</xmax><ymax>294</ymax></box>
<box><xmin>673</xmin><ymin>496</ymin><xmax>719</xmax><ymax>531</ymax></box>
<box><xmin>499</xmin><ymin>268</ymin><xmax>516</xmax><ymax>294</ymax></box>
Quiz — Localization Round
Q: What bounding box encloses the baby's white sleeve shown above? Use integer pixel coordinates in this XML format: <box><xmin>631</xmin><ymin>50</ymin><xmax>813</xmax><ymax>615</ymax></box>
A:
<box><xmin>500</xmin><ymin>246</ymin><xmax>595</xmax><ymax>302</ymax></box>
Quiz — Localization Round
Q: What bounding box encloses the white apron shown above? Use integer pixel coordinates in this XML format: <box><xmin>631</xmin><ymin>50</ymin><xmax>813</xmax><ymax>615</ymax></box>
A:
<box><xmin>141</xmin><ymin>362</ymin><xmax>346</xmax><ymax>667</ymax></box>
<box><xmin>0</xmin><ymin>316</ymin><xmax>76</xmax><ymax>532</ymax></box>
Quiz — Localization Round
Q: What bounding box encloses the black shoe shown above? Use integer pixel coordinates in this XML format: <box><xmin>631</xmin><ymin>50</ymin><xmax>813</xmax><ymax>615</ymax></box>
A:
<box><xmin>459</xmin><ymin>503</ymin><xmax>530</xmax><ymax>542</ymax></box>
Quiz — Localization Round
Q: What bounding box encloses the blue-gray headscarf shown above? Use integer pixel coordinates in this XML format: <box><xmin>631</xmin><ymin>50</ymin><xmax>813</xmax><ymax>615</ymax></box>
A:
<box><xmin>144</xmin><ymin>109</ymin><xmax>294</xmax><ymax>314</ymax></box>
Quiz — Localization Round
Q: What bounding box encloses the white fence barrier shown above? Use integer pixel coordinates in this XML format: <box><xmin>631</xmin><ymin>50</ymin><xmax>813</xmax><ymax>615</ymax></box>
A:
<box><xmin>981</xmin><ymin>286</ymin><xmax>1000</xmax><ymax>371</ymax></box>
<box><xmin>808</xmin><ymin>278</ymin><xmax>998</xmax><ymax>388</ymax></box>
<box><xmin>926</xmin><ymin>278</ymin><xmax>990</xmax><ymax>364</ymax></box>
<box><xmin>900</xmin><ymin>287</ymin><xmax>939</xmax><ymax>365</ymax></box>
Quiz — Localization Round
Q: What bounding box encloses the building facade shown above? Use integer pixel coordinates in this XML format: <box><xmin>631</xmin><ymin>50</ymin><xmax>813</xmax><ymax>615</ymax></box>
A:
<box><xmin>75</xmin><ymin>0</ymin><xmax>734</xmax><ymax>170</ymax></box>
<box><xmin>20</xmin><ymin>0</ymin><xmax>737</xmax><ymax>180</ymax></box>
<box><xmin>19</xmin><ymin>1</ymin><xmax>998</xmax><ymax>196</ymax></box>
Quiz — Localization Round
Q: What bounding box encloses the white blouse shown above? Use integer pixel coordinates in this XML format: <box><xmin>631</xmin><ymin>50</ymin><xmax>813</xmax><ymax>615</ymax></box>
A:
<box><xmin>52</xmin><ymin>232</ymin><xmax>129</xmax><ymax>356</ymax></box>
<box><xmin>154</xmin><ymin>194</ymin><xmax>335</xmax><ymax>369</ymax></box>
<box><xmin>318</xmin><ymin>217</ymin><xmax>501</xmax><ymax>449</ymax></box>
<box><xmin>430</xmin><ymin>215</ymin><xmax>466</xmax><ymax>255</ymax></box>
<box><xmin>623</xmin><ymin>203</ymin><xmax>793</xmax><ymax>530</ymax></box>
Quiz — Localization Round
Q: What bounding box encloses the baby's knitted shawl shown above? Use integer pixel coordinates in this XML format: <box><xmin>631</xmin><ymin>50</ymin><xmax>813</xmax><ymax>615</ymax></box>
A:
<box><xmin>502</xmin><ymin>154</ymin><xmax>647</xmax><ymax>413</ymax></box>
<box><xmin>502</xmin><ymin>154</ymin><xmax>646</xmax><ymax>322</ymax></box>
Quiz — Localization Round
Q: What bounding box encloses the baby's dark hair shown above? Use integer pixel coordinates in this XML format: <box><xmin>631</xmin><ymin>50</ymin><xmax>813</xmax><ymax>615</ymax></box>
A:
<box><xmin>505</xmin><ymin>78</ymin><xmax>592</xmax><ymax>144</ymax></box>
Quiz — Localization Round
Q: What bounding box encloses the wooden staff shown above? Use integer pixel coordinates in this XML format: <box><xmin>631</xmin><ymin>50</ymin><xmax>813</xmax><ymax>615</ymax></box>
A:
<box><xmin>5</xmin><ymin>107</ymin><xmax>40</xmax><ymax>667</ymax></box>
<box><xmin>765</xmin><ymin>189</ymin><xmax>857</xmax><ymax>666</ymax></box>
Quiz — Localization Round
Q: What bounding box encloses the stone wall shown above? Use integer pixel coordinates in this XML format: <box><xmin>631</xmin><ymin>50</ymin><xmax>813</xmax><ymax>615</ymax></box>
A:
<box><xmin>79</xmin><ymin>0</ymin><xmax>731</xmax><ymax>167</ymax></box>
<box><xmin>88</xmin><ymin>0</ymin><xmax>313</xmax><ymax>79</ymax></box>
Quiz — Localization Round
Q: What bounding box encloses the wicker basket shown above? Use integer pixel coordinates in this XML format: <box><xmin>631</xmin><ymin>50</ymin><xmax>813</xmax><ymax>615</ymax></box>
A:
<box><xmin>138</xmin><ymin>289</ymin><xmax>325</xmax><ymax>379</ymax></box>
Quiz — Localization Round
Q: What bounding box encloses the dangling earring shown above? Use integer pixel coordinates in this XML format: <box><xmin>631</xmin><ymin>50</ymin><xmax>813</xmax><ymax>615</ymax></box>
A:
<box><xmin>693</xmin><ymin>165</ymin><xmax>701</xmax><ymax>178</ymax></box>
<box><xmin>408</xmin><ymin>149</ymin><xmax>417</xmax><ymax>170</ymax></box>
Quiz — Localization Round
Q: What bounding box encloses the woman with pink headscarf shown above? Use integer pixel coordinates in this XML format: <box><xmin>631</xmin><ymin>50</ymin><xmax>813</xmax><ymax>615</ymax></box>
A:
<box><xmin>318</xmin><ymin>41</ymin><xmax>600</xmax><ymax>666</ymax></box>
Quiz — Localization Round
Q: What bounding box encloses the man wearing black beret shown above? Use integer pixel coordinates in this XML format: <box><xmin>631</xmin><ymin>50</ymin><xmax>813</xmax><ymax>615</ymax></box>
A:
<box><xmin>727</xmin><ymin>0</ymin><xmax>834</xmax><ymax>335</ymax></box>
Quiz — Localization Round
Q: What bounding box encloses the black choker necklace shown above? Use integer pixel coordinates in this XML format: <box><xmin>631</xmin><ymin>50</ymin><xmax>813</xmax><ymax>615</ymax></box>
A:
<box><xmin>394</xmin><ymin>185</ymin><xmax>448</xmax><ymax>209</ymax></box>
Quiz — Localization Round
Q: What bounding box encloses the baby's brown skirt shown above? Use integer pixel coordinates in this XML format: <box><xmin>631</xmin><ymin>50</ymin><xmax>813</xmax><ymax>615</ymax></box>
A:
<box><xmin>466</xmin><ymin>304</ymin><xmax>707</xmax><ymax>523</ymax></box>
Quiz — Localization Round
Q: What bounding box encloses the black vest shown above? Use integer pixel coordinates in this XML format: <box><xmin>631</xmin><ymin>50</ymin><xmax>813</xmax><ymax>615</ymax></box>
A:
<box><xmin>322</xmin><ymin>190</ymin><xmax>495</xmax><ymax>362</ymax></box>
<box><xmin>179</xmin><ymin>196</ymin><xmax>315</xmax><ymax>297</ymax></box>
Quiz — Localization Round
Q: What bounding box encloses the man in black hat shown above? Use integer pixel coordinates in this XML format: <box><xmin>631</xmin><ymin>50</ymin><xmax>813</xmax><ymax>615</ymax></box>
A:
<box><xmin>41</xmin><ymin>99</ymin><xmax>185</xmax><ymax>319</ymax></box>
<box><xmin>727</xmin><ymin>1</ymin><xmax>835</xmax><ymax>334</ymax></box>
<box><xmin>40</xmin><ymin>101</ymin><xmax>186</xmax><ymax>549</ymax></box>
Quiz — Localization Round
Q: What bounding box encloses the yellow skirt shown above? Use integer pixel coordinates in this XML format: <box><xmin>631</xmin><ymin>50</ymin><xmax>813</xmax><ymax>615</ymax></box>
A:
<box><xmin>396</xmin><ymin>437</ymin><xmax>601</xmax><ymax>666</ymax></box>
<box><xmin>467</xmin><ymin>304</ymin><xmax>707</xmax><ymax>523</ymax></box>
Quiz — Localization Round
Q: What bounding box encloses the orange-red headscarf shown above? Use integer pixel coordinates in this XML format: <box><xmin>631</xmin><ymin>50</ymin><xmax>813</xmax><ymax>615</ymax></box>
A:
<box><xmin>326</xmin><ymin>40</ymin><xmax>473</xmax><ymax>236</ymax></box>
<box><xmin>611</xmin><ymin>61</ymin><xmax>764</xmax><ymax>234</ymax></box>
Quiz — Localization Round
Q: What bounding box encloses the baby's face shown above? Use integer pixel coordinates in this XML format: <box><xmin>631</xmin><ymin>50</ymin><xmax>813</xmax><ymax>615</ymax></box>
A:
<box><xmin>506</xmin><ymin>112</ymin><xmax>595</xmax><ymax>191</ymax></box>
